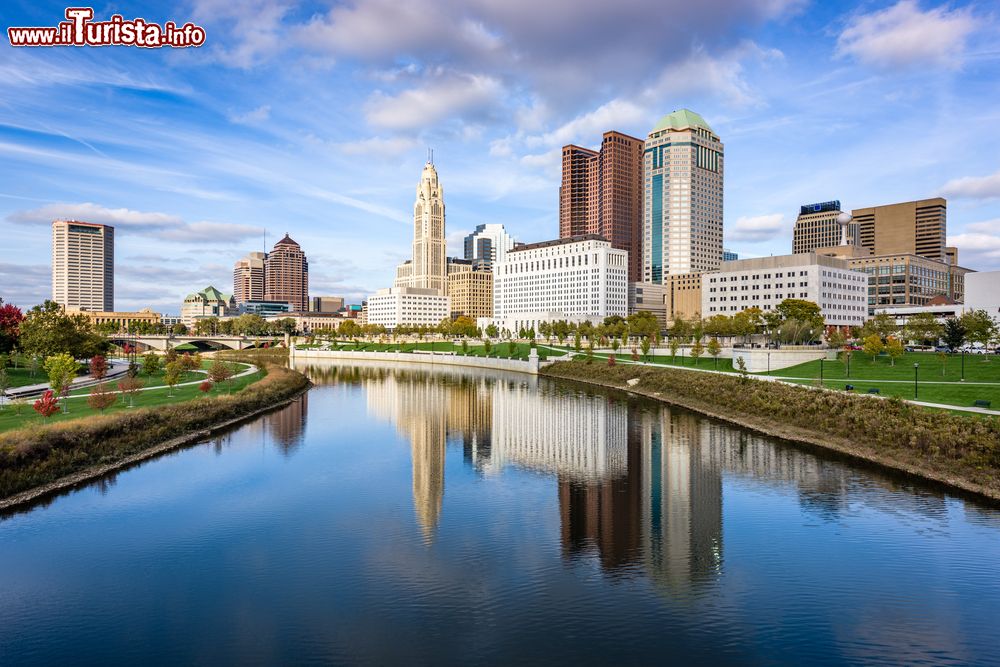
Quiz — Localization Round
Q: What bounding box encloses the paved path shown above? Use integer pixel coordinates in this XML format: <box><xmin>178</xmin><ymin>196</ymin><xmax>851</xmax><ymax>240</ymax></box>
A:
<box><xmin>4</xmin><ymin>360</ymin><xmax>129</xmax><ymax>398</ymax></box>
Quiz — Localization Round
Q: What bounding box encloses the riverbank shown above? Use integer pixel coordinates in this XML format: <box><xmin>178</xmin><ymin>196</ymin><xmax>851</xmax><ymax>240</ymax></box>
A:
<box><xmin>291</xmin><ymin>346</ymin><xmax>546</xmax><ymax>374</ymax></box>
<box><xmin>0</xmin><ymin>363</ymin><xmax>311</xmax><ymax>509</ymax></box>
<box><xmin>542</xmin><ymin>361</ymin><xmax>1000</xmax><ymax>502</ymax></box>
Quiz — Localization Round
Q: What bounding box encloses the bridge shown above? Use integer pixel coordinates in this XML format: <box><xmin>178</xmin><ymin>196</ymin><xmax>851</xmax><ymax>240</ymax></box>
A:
<box><xmin>107</xmin><ymin>334</ymin><xmax>281</xmax><ymax>352</ymax></box>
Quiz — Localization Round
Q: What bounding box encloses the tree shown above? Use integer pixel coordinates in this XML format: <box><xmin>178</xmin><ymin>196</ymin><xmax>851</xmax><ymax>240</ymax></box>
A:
<box><xmin>641</xmin><ymin>337</ymin><xmax>652</xmax><ymax>362</ymax></box>
<box><xmin>164</xmin><ymin>361</ymin><xmax>182</xmax><ymax>396</ymax></box>
<box><xmin>164</xmin><ymin>347</ymin><xmax>179</xmax><ymax>365</ymax></box>
<box><xmin>905</xmin><ymin>312</ymin><xmax>943</xmax><ymax>346</ymax></box>
<box><xmin>762</xmin><ymin>311</ymin><xmax>783</xmax><ymax>345</ymax></box>
<box><xmin>44</xmin><ymin>353</ymin><xmax>80</xmax><ymax>413</ymax></box>
<box><xmin>862</xmin><ymin>334</ymin><xmax>884</xmax><ymax>362</ymax></box>
<box><xmin>461</xmin><ymin>339</ymin><xmax>469</xmax><ymax>355</ymax></box>
<box><xmin>960</xmin><ymin>310</ymin><xmax>998</xmax><ymax>353</ymax></box>
<box><xmin>171</xmin><ymin>322</ymin><xmax>188</xmax><ymax>335</ymax></box>
<box><xmin>669</xmin><ymin>337</ymin><xmax>680</xmax><ymax>362</ymax></box>
<box><xmin>942</xmin><ymin>317</ymin><xmax>966</xmax><ymax>351</ymax></box>
<box><xmin>194</xmin><ymin>317</ymin><xmax>219</xmax><ymax>335</ymax></box>
<box><xmin>885</xmin><ymin>336</ymin><xmax>904</xmax><ymax>366</ymax></box>
<box><xmin>0</xmin><ymin>299</ymin><xmax>24</xmax><ymax>354</ymax></box>
<box><xmin>731</xmin><ymin>310</ymin><xmax>758</xmax><ymax>345</ymax></box>
<box><xmin>28</xmin><ymin>355</ymin><xmax>41</xmax><ymax>378</ymax></box>
<box><xmin>506</xmin><ymin>340</ymin><xmax>517</xmax><ymax>357</ymax></box>
<box><xmin>142</xmin><ymin>352</ymin><xmax>160</xmax><ymax>376</ymax></box>
<box><xmin>691</xmin><ymin>337</ymin><xmax>704</xmax><ymax>364</ymax></box>
<box><xmin>485</xmin><ymin>324</ymin><xmax>499</xmax><ymax>339</ymax></box>
<box><xmin>209</xmin><ymin>359</ymin><xmax>235</xmax><ymax>392</ymax></box>
<box><xmin>707</xmin><ymin>337</ymin><xmax>722</xmax><ymax>369</ymax></box>
<box><xmin>776</xmin><ymin>299</ymin><xmax>823</xmax><ymax>329</ymax></box>
<box><xmin>87</xmin><ymin>382</ymin><xmax>117</xmax><ymax>413</ymax></box>
<box><xmin>33</xmin><ymin>390</ymin><xmax>60</xmax><ymax>418</ymax></box>
<box><xmin>937</xmin><ymin>350</ymin><xmax>948</xmax><ymax>377</ymax></box>
<box><xmin>826</xmin><ymin>329</ymin><xmax>846</xmax><ymax>350</ymax></box>
<box><xmin>626</xmin><ymin>311</ymin><xmax>659</xmax><ymax>339</ymax></box>
<box><xmin>586</xmin><ymin>338</ymin><xmax>595</xmax><ymax>363</ymax></box>
<box><xmin>669</xmin><ymin>315</ymin><xmax>690</xmax><ymax>342</ymax></box>
<box><xmin>199</xmin><ymin>380</ymin><xmax>213</xmax><ymax>393</ymax></box>
<box><xmin>89</xmin><ymin>354</ymin><xmax>108</xmax><ymax>380</ymax></box>
<box><xmin>703</xmin><ymin>314</ymin><xmax>733</xmax><ymax>339</ymax></box>
<box><xmin>451</xmin><ymin>316</ymin><xmax>478</xmax><ymax>338</ymax></box>
<box><xmin>573</xmin><ymin>331</ymin><xmax>582</xmax><ymax>354</ymax></box>
<box><xmin>864</xmin><ymin>312</ymin><xmax>898</xmax><ymax>341</ymax></box>
<box><xmin>117</xmin><ymin>376</ymin><xmax>144</xmax><ymax>408</ymax></box>
<box><xmin>0</xmin><ymin>367</ymin><xmax>8</xmax><ymax>410</ymax></box>
<box><xmin>483</xmin><ymin>338</ymin><xmax>492</xmax><ymax>356</ymax></box>
<box><xmin>19</xmin><ymin>300</ymin><xmax>108</xmax><ymax>359</ymax></box>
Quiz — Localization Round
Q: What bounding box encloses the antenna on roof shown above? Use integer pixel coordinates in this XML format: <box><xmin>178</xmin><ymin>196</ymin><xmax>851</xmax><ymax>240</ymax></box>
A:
<box><xmin>428</xmin><ymin>147</ymin><xmax>433</xmax><ymax>164</ymax></box>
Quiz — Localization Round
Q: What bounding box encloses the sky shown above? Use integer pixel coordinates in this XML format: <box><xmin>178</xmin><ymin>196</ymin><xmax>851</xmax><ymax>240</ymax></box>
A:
<box><xmin>1</xmin><ymin>0</ymin><xmax>999</xmax><ymax>314</ymax></box>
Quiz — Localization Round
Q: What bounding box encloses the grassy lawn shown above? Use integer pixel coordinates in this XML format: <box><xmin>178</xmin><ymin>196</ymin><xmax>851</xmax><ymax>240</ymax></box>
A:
<box><xmin>0</xmin><ymin>365</ymin><xmax>261</xmax><ymax>433</ymax></box>
<box><xmin>784</xmin><ymin>377</ymin><xmax>1000</xmax><ymax>409</ymax></box>
<box><xmin>0</xmin><ymin>355</ymin><xmax>47</xmax><ymax>388</ymax></box>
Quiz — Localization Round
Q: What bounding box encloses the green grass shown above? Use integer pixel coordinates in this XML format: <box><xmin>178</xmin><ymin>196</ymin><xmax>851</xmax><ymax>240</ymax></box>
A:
<box><xmin>0</xmin><ymin>366</ymin><xmax>261</xmax><ymax>433</ymax></box>
<box><xmin>0</xmin><ymin>356</ymin><xmax>47</xmax><ymax>388</ymax></box>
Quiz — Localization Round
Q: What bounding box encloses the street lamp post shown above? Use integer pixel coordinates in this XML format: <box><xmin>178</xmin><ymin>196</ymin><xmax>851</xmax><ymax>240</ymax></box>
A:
<box><xmin>820</xmin><ymin>358</ymin><xmax>824</xmax><ymax>387</ymax></box>
<box><xmin>846</xmin><ymin>351</ymin><xmax>851</xmax><ymax>378</ymax></box>
<box><xmin>961</xmin><ymin>350</ymin><xmax>965</xmax><ymax>382</ymax></box>
<box><xmin>914</xmin><ymin>362</ymin><xmax>919</xmax><ymax>399</ymax></box>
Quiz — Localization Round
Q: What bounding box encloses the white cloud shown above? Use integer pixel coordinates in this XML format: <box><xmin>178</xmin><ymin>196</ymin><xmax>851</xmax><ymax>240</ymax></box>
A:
<box><xmin>364</xmin><ymin>73</ymin><xmax>505</xmax><ymax>130</ymax></box>
<box><xmin>729</xmin><ymin>213</ymin><xmax>786</xmax><ymax>242</ymax></box>
<box><xmin>192</xmin><ymin>0</ymin><xmax>293</xmax><ymax>68</ymax></box>
<box><xmin>229</xmin><ymin>105</ymin><xmax>272</xmax><ymax>125</ymax></box>
<box><xmin>941</xmin><ymin>170</ymin><xmax>1000</xmax><ymax>200</ymax></box>
<box><xmin>949</xmin><ymin>220</ymin><xmax>1000</xmax><ymax>270</ymax></box>
<box><xmin>338</xmin><ymin>136</ymin><xmax>419</xmax><ymax>156</ymax></box>
<box><xmin>836</xmin><ymin>0</ymin><xmax>977</xmax><ymax>69</ymax></box>
<box><xmin>531</xmin><ymin>99</ymin><xmax>647</xmax><ymax>149</ymax></box>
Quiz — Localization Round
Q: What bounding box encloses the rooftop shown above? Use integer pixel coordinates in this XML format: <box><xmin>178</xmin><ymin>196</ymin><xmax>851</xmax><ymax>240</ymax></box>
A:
<box><xmin>650</xmin><ymin>109</ymin><xmax>713</xmax><ymax>134</ymax></box>
<box><xmin>508</xmin><ymin>234</ymin><xmax>608</xmax><ymax>253</ymax></box>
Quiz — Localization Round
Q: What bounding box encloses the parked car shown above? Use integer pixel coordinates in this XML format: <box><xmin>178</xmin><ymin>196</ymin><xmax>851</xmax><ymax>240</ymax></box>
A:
<box><xmin>934</xmin><ymin>346</ymin><xmax>951</xmax><ymax>353</ymax></box>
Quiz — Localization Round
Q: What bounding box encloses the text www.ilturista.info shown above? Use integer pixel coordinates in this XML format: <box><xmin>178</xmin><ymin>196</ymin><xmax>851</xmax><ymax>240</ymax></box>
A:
<box><xmin>8</xmin><ymin>7</ymin><xmax>205</xmax><ymax>48</ymax></box>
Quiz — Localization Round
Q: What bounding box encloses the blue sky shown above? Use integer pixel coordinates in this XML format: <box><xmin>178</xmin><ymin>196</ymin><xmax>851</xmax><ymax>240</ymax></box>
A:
<box><xmin>1</xmin><ymin>0</ymin><xmax>999</xmax><ymax>314</ymax></box>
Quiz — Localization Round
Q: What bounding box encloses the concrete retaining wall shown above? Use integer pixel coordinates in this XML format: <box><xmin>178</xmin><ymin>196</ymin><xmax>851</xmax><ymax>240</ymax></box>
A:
<box><xmin>732</xmin><ymin>347</ymin><xmax>831</xmax><ymax>373</ymax></box>
<box><xmin>290</xmin><ymin>347</ymin><xmax>545</xmax><ymax>375</ymax></box>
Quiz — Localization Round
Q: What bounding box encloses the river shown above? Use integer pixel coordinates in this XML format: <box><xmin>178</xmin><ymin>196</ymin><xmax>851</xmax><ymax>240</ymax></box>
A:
<box><xmin>1</xmin><ymin>360</ymin><xmax>998</xmax><ymax>666</ymax></box>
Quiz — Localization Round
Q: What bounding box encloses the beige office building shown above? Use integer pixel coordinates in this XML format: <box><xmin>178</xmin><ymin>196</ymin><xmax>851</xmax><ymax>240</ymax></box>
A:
<box><xmin>51</xmin><ymin>220</ymin><xmax>114</xmax><ymax>312</ymax></box>
<box><xmin>233</xmin><ymin>251</ymin><xmax>266</xmax><ymax>304</ymax></box>
<box><xmin>448</xmin><ymin>269</ymin><xmax>493</xmax><ymax>320</ymax></box>
<box><xmin>628</xmin><ymin>282</ymin><xmax>668</xmax><ymax>329</ymax></box>
<box><xmin>67</xmin><ymin>307</ymin><xmax>160</xmax><ymax>332</ymax></box>
<box><xmin>792</xmin><ymin>201</ymin><xmax>859</xmax><ymax>254</ymax></box>
<box><xmin>663</xmin><ymin>273</ymin><xmax>703</xmax><ymax>324</ymax></box>
<box><xmin>395</xmin><ymin>160</ymin><xmax>447</xmax><ymax>293</ymax></box>
<box><xmin>643</xmin><ymin>109</ymin><xmax>724</xmax><ymax>281</ymax></box>
<box><xmin>852</xmin><ymin>198</ymin><xmax>947</xmax><ymax>262</ymax></box>
<box><xmin>265</xmin><ymin>234</ymin><xmax>309</xmax><ymax>312</ymax></box>
<box><xmin>181</xmin><ymin>285</ymin><xmax>238</xmax><ymax>326</ymax></box>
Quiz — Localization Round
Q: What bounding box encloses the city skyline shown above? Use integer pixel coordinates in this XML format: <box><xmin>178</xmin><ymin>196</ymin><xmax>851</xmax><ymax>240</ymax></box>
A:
<box><xmin>2</xmin><ymin>0</ymin><xmax>1000</xmax><ymax>313</ymax></box>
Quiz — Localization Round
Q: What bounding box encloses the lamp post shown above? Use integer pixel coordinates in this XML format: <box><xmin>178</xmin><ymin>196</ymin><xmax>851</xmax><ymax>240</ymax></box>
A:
<box><xmin>767</xmin><ymin>352</ymin><xmax>771</xmax><ymax>376</ymax></box>
<box><xmin>913</xmin><ymin>362</ymin><xmax>919</xmax><ymax>399</ymax></box>
<box><xmin>846</xmin><ymin>351</ymin><xmax>851</xmax><ymax>378</ymax></box>
<box><xmin>961</xmin><ymin>349</ymin><xmax>965</xmax><ymax>382</ymax></box>
<box><xmin>820</xmin><ymin>358</ymin><xmax>824</xmax><ymax>387</ymax></box>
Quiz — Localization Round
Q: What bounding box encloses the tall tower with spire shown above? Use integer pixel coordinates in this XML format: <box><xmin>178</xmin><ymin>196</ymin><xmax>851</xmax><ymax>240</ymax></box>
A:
<box><xmin>410</xmin><ymin>157</ymin><xmax>447</xmax><ymax>293</ymax></box>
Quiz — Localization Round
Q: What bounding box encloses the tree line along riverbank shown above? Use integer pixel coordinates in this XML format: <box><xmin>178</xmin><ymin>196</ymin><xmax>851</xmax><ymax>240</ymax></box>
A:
<box><xmin>0</xmin><ymin>354</ymin><xmax>310</xmax><ymax>507</ymax></box>
<box><xmin>541</xmin><ymin>361</ymin><xmax>1000</xmax><ymax>502</ymax></box>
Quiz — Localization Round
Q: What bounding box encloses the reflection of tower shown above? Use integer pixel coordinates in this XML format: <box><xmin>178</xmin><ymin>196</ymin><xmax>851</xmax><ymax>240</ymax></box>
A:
<box><xmin>558</xmin><ymin>403</ymin><xmax>643</xmax><ymax>570</ymax></box>
<box><xmin>640</xmin><ymin>407</ymin><xmax>723</xmax><ymax>594</ymax></box>
<box><xmin>410</xmin><ymin>412</ymin><xmax>446</xmax><ymax>543</ymax></box>
<box><xmin>267</xmin><ymin>393</ymin><xmax>308</xmax><ymax>457</ymax></box>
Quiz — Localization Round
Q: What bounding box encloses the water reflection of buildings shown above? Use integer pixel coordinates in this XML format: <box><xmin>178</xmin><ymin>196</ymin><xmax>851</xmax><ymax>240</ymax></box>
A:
<box><xmin>265</xmin><ymin>393</ymin><xmax>308</xmax><ymax>457</ymax></box>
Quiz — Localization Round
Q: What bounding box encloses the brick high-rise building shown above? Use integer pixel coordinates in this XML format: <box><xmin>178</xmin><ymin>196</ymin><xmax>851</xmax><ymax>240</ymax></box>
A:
<box><xmin>233</xmin><ymin>251</ymin><xmax>266</xmax><ymax>305</ymax></box>
<box><xmin>265</xmin><ymin>234</ymin><xmax>308</xmax><ymax>311</ymax></box>
<box><xmin>559</xmin><ymin>131</ymin><xmax>645</xmax><ymax>281</ymax></box>
<box><xmin>51</xmin><ymin>220</ymin><xmax>114</xmax><ymax>312</ymax></box>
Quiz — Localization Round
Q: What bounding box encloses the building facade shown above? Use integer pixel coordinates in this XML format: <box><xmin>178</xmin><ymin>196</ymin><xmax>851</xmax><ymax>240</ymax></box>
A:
<box><xmin>448</xmin><ymin>269</ymin><xmax>493</xmax><ymax>320</ymax></box>
<box><xmin>643</xmin><ymin>110</ymin><xmax>724</xmax><ymax>282</ymax></box>
<box><xmin>463</xmin><ymin>223</ymin><xmax>516</xmax><ymax>270</ymax></box>
<box><xmin>181</xmin><ymin>286</ymin><xmax>238</xmax><ymax>326</ymax></box>
<box><xmin>702</xmin><ymin>253</ymin><xmax>867</xmax><ymax>327</ymax></box>
<box><xmin>559</xmin><ymin>131</ymin><xmax>645</xmax><ymax>281</ymax></box>
<box><xmin>488</xmin><ymin>235</ymin><xmax>628</xmax><ymax>333</ymax></box>
<box><xmin>664</xmin><ymin>273</ymin><xmax>703</xmax><ymax>324</ymax></box>
<box><xmin>265</xmin><ymin>234</ymin><xmax>309</xmax><ymax>312</ymax></box>
<box><xmin>965</xmin><ymin>271</ymin><xmax>1000</xmax><ymax>323</ymax></box>
<box><xmin>399</xmin><ymin>160</ymin><xmax>447</xmax><ymax>293</ymax></box>
<box><xmin>792</xmin><ymin>201</ymin><xmax>858</xmax><ymax>254</ymax></box>
<box><xmin>233</xmin><ymin>251</ymin><xmax>267</xmax><ymax>304</ymax></box>
<box><xmin>239</xmin><ymin>300</ymin><xmax>291</xmax><ymax>318</ymax></box>
<box><xmin>310</xmin><ymin>296</ymin><xmax>345</xmax><ymax>313</ymax></box>
<box><xmin>51</xmin><ymin>220</ymin><xmax>114</xmax><ymax>312</ymax></box>
<box><xmin>852</xmin><ymin>198</ymin><xmax>947</xmax><ymax>262</ymax></box>
<box><xmin>849</xmin><ymin>253</ymin><xmax>969</xmax><ymax>315</ymax></box>
<box><xmin>366</xmin><ymin>287</ymin><xmax>450</xmax><ymax>330</ymax></box>
<box><xmin>722</xmin><ymin>249</ymin><xmax>738</xmax><ymax>262</ymax></box>
<box><xmin>628</xmin><ymin>282</ymin><xmax>668</xmax><ymax>329</ymax></box>
<box><xmin>67</xmin><ymin>307</ymin><xmax>160</xmax><ymax>332</ymax></box>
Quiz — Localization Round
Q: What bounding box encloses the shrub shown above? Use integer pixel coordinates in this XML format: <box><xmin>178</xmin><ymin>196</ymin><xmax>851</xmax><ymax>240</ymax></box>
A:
<box><xmin>89</xmin><ymin>354</ymin><xmax>108</xmax><ymax>380</ymax></box>
<box><xmin>199</xmin><ymin>380</ymin><xmax>213</xmax><ymax>393</ymax></box>
<box><xmin>33</xmin><ymin>390</ymin><xmax>59</xmax><ymax>418</ymax></box>
<box><xmin>87</xmin><ymin>382</ymin><xmax>117</xmax><ymax>413</ymax></box>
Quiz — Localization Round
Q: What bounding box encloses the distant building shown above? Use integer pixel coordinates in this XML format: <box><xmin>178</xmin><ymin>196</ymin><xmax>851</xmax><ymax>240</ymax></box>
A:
<box><xmin>487</xmin><ymin>235</ymin><xmax>628</xmax><ymax>333</ymax></box>
<box><xmin>792</xmin><ymin>201</ymin><xmax>856</xmax><ymax>255</ymax></box>
<box><xmin>852</xmin><ymin>198</ymin><xmax>947</xmax><ymax>262</ymax></box>
<box><xmin>367</xmin><ymin>287</ymin><xmax>450</xmax><ymax>330</ymax></box>
<box><xmin>311</xmin><ymin>296</ymin><xmax>345</xmax><ymax>313</ymax></box>
<box><xmin>703</xmin><ymin>253</ymin><xmax>867</xmax><ymax>328</ymax></box>
<box><xmin>67</xmin><ymin>307</ymin><xmax>160</xmax><ymax>332</ymax></box>
<box><xmin>722</xmin><ymin>249</ymin><xmax>739</xmax><ymax>262</ymax></box>
<box><xmin>448</xmin><ymin>269</ymin><xmax>493</xmax><ymax>320</ymax></box>
<box><xmin>271</xmin><ymin>311</ymin><xmax>342</xmax><ymax>333</ymax></box>
<box><xmin>160</xmin><ymin>314</ymin><xmax>182</xmax><ymax>328</ymax></box>
<box><xmin>560</xmin><ymin>131</ymin><xmax>645</xmax><ymax>281</ymax></box>
<box><xmin>966</xmin><ymin>271</ymin><xmax>1000</xmax><ymax>321</ymax></box>
<box><xmin>181</xmin><ymin>286</ymin><xmax>237</xmax><ymax>326</ymax></box>
<box><xmin>664</xmin><ymin>273</ymin><xmax>703</xmax><ymax>324</ymax></box>
<box><xmin>51</xmin><ymin>220</ymin><xmax>114</xmax><ymax>312</ymax></box>
<box><xmin>265</xmin><ymin>234</ymin><xmax>309</xmax><ymax>312</ymax></box>
<box><xmin>464</xmin><ymin>223</ymin><xmax>516</xmax><ymax>271</ymax></box>
<box><xmin>239</xmin><ymin>300</ymin><xmax>291</xmax><ymax>318</ymax></box>
<box><xmin>233</xmin><ymin>251</ymin><xmax>267</xmax><ymax>304</ymax></box>
<box><xmin>644</xmin><ymin>110</ymin><xmax>724</xmax><ymax>281</ymax></box>
<box><xmin>395</xmin><ymin>160</ymin><xmax>447</xmax><ymax>293</ymax></box>
<box><xmin>628</xmin><ymin>282</ymin><xmax>668</xmax><ymax>330</ymax></box>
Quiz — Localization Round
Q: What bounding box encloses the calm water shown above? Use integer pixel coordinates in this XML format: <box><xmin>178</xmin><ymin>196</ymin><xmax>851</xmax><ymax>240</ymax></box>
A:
<box><xmin>2</xmin><ymin>361</ymin><xmax>999</xmax><ymax>666</ymax></box>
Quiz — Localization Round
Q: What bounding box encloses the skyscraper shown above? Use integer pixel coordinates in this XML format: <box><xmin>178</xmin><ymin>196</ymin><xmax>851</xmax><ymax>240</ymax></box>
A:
<box><xmin>643</xmin><ymin>110</ymin><xmax>724</xmax><ymax>282</ymax></box>
<box><xmin>559</xmin><ymin>131</ymin><xmax>645</xmax><ymax>281</ymax></box>
<box><xmin>411</xmin><ymin>159</ymin><xmax>447</xmax><ymax>293</ymax></box>
<box><xmin>51</xmin><ymin>220</ymin><xmax>114</xmax><ymax>311</ymax></box>
<box><xmin>265</xmin><ymin>234</ymin><xmax>309</xmax><ymax>311</ymax></box>
<box><xmin>463</xmin><ymin>223</ymin><xmax>515</xmax><ymax>270</ymax></box>
<box><xmin>233</xmin><ymin>251</ymin><xmax>267</xmax><ymax>304</ymax></box>
<box><xmin>851</xmin><ymin>198</ymin><xmax>947</xmax><ymax>262</ymax></box>
<box><xmin>792</xmin><ymin>201</ymin><xmax>857</xmax><ymax>254</ymax></box>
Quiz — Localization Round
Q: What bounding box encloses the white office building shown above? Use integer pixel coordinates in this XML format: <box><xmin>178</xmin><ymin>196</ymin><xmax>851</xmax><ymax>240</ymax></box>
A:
<box><xmin>484</xmin><ymin>235</ymin><xmax>628</xmax><ymax>333</ymax></box>
<box><xmin>702</xmin><ymin>252</ymin><xmax>867</xmax><ymax>327</ymax></box>
<box><xmin>366</xmin><ymin>286</ymin><xmax>450</xmax><ymax>330</ymax></box>
<box><xmin>965</xmin><ymin>271</ymin><xmax>1000</xmax><ymax>323</ymax></box>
